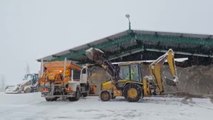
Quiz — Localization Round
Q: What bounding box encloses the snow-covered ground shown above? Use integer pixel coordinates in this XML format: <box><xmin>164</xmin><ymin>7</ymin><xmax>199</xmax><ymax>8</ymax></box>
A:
<box><xmin>0</xmin><ymin>92</ymin><xmax>212</xmax><ymax>120</ymax></box>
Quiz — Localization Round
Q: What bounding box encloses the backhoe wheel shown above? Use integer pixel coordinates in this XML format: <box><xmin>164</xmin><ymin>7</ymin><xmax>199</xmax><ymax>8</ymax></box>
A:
<box><xmin>100</xmin><ymin>91</ymin><xmax>111</xmax><ymax>101</ymax></box>
<box><xmin>123</xmin><ymin>84</ymin><xmax>142</xmax><ymax>102</ymax></box>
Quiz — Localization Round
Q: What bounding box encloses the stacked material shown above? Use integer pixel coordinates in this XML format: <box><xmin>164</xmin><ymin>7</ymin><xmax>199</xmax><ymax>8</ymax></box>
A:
<box><xmin>88</xmin><ymin>67</ymin><xmax>110</xmax><ymax>95</ymax></box>
<box><xmin>165</xmin><ymin>65</ymin><xmax>213</xmax><ymax>96</ymax></box>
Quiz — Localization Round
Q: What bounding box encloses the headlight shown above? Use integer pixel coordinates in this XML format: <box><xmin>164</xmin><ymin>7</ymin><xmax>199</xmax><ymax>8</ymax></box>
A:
<box><xmin>45</xmin><ymin>83</ymin><xmax>50</xmax><ymax>87</ymax></box>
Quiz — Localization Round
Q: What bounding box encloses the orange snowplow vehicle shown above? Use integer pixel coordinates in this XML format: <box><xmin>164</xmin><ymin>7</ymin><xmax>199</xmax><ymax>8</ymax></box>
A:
<box><xmin>38</xmin><ymin>61</ymin><xmax>89</xmax><ymax>101</ymax></box>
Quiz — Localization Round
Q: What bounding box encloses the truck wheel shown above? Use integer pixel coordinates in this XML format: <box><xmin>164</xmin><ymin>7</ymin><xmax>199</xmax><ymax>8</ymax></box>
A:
<box><xmin>82</xmin><ymin>93</ymin><xmax>88</xmax><ymax>97</ymax></box>
<box><xmin>45</xmin><ymin>98</ymin><xmax>52</xmax><ymax>102</ymax></box>
<box><xmin>68</xmin><ymin>97</ymin><xmax>75</xmax><ymax>101</ymax></box>
<box><xmin>123</xmin><ymin>84</ymin><xmax>142</xmax><ymax>102</ymax></box>
<box><xmin>69</xmin><ymin>88</ymin><xmax>81</xmax><ymax>101</ymax></box>
<box><xmin>75</xmin><ymin>88</ymin><xmax>81</xmax><ymax>100</ymax></box>
<box><xmin>45</xmin><ymin>98</ymin><xmax>50</xmax><ymax>101</ymax></box>
<box><xmin>45</xmin><ymin>97</ymin><xmax>57</xmax><ymax>102</ymax></box>
<box><xmin>52</xmin><ymin>97</ymin><xmax>58</xmax><ymax>101</ymax></box>
<box><xmin>100</xmin><ymin>91</ymin><xmax>111</xmax><ymax>101</ymax></box>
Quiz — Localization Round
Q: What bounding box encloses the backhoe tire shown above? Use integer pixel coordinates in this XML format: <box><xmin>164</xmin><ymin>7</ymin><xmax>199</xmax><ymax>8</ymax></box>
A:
<box><xmin>100</xmin><ymin>91</ymin><xmax>111</xmax><ymax>101</ymax></box>
<box><xmin>69</xmin><ymin>88</ymin><xmax>81</xmax><ymax>101</ymax></box>
<box><xmin>123</xmin><ymin>84</ymin><xmax>142</xmax><ymax>102</ymax></box>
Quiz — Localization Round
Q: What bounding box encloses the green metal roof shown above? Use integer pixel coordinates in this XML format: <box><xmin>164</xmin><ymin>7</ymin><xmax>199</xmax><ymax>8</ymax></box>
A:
<box><xmin>37</xmin><ymin>29</ymin><xmax>213</xmax><ymax>63</ymax></box>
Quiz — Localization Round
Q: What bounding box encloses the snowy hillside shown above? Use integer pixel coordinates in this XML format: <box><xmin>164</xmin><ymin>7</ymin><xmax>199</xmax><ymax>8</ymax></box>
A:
<box><xmin>0</xmin><ymin>92</ymin><xmax>212</xmax><ymax>120</ymax></box>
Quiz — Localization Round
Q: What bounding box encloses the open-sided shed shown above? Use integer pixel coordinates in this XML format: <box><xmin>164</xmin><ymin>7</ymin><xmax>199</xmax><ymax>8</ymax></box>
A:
<box><xmin>37</xmin><ymin>30</ymin><xmax>213</xmax><ymax>65</ymax></box>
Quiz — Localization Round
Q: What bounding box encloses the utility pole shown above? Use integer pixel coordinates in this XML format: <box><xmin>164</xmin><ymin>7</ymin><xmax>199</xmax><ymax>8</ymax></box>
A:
<box><xmin>125</xmin><ymin>14</ymin><xmax>131</xmax><ymax>30</ymax></box>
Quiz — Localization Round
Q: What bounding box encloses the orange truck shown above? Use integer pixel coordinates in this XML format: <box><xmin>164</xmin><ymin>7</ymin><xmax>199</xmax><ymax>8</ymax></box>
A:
<box><xmin>38</xmin><ymin>61</ymin><xmax>89</xmax><ymax>101</ymax></box>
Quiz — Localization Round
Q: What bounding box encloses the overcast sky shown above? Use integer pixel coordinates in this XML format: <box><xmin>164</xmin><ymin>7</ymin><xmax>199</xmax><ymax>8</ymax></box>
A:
<box><xmin>0</xmin><ymin>0</ymin><xmax>213</xmax><ymax>85</ymax></box>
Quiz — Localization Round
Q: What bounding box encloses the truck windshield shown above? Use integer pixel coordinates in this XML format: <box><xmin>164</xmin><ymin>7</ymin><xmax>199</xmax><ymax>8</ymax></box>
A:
<box><xmin>73</xmin><ymin>70</ymin><xmax>80</xmax><ymax>81</ymax></box>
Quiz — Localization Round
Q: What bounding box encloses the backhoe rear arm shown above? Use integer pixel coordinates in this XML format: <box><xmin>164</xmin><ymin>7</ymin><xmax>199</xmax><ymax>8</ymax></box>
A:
<box><xmin>149</xmin><ymin>49</ymin><xmax>178</xmax><ymax>93</ymax></box>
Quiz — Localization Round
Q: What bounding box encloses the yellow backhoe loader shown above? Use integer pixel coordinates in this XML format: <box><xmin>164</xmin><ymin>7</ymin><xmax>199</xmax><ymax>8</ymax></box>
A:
<box><xmin>85</xmin><ymin>48</ymin><xmax>178</xmax><ymax>102</ymax></box>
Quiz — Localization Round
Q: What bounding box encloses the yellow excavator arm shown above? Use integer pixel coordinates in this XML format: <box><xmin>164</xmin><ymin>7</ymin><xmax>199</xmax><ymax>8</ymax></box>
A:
<box><xmin>149</xmin><ymin>49</ymin><xmax>178</xmax><ymax>94</ymax></box>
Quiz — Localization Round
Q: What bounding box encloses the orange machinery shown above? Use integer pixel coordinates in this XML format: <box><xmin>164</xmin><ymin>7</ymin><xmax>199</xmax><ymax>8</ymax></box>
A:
<box><xmin>39</xmin><ymin>61</ymin><xmax>89</xmax><ymax>101</ymax></box>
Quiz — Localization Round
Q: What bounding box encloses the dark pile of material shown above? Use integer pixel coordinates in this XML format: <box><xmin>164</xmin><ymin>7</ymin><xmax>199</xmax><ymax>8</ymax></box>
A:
<box><xmin>165</xmin><ymin>65</ymin><xmax>213</xmax><ymax>96</ymax></box>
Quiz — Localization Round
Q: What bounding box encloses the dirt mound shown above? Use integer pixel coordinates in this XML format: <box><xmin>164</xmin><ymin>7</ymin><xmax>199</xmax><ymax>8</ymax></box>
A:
<box><xmin>165</xmin><ymin>65</ymin><xmax>213</xmax><ymax>96</ymax></box>
<box><xmin>88</xmin><ymin>67</ymin><xmax>111</xmax><ymax>95</ymax></box>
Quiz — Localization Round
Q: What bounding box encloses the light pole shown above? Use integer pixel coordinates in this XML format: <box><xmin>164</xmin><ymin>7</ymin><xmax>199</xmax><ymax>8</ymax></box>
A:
<box><xmin>125</xmin><ymin>14</ymin><xmax>131</xmax><ymax>30</ymax></box>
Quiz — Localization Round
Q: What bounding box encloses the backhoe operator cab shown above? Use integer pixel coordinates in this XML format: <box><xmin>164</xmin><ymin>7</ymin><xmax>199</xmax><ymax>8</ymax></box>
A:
<box><xmin>85</xmin><ymin>48</ymin><xmax>178</xmax><ymax>102</ymax></box>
